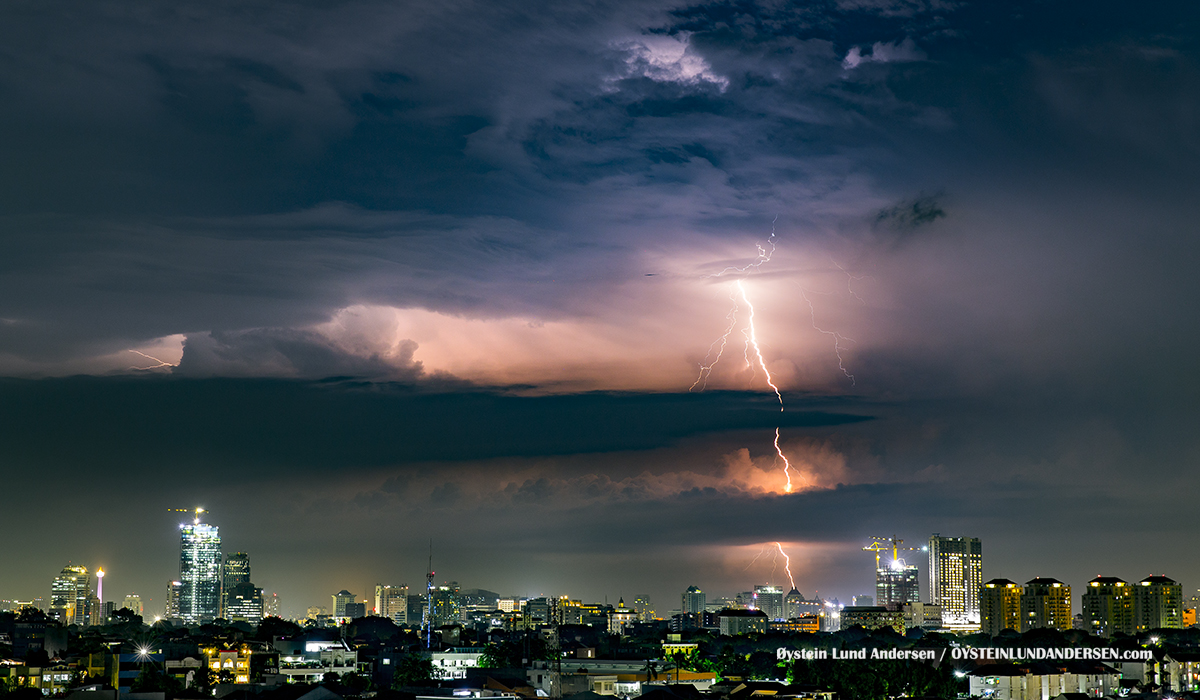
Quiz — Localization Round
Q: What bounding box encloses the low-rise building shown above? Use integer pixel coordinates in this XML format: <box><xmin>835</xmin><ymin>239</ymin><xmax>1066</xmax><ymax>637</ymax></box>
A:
<box><xmin>839</xmin><ymin>606</ymin><xmax>903</xmax><ymax>633</ymax></box>
<box><xmin>968</xmin><ymin>662</ymin><xmax>1118</xmax><ymax>700</ymax></box>
<box><xmin>718</xmin><ymin>609</ymin><xmax>768</xmax><ymax>636</ymax></box>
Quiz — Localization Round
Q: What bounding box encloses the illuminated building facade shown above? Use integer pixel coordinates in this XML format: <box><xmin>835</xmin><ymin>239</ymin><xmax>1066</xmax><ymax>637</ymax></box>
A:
<box><xmin>840</xmin><ymin>606</ymin><xmax>905</xmax><ymax>633</ymax></box>
<box><xmin>225</xmin><ymin>582</ymin><xmax>264</xmax><ymax>623</ymax></box>
<box><xmin>1081</xmin><ymin>576</ymin><xmax>1133</xmax><ymax>637</ymax></box>
<box><xmin>980</xmin><ymin>578</ymin><xmax>1023</xmax><ymax>636</ymax></box>
<box><xmin>608</xmin><ymin>598</ymin><xmax>637</xmax><ymax>635</ymax></box>
<box><xmin>753</xmin><ymin>585</ymin><xmax>785</xmax><ymax>620</ymax></box>
<box><xmin>1021</xmin><ymin>578</ymin><xmax>1071</xmax><ymax>631</ymax></box>
<box><xmin>876</xmin><ymin>563</ymin><xmax>920</xmax><ymax>607</ymax></box>
<box><xmin>717</xmin><ymin>608</ymin><xmax>768</xmax><ymax>636</ymax></box>
<box><xmin>263</xmin><ymin>592</ymin><xmax>280</xmax><ymax>619</ymax></box>
<box><xmin>165</xmin><ymin>580</ymin><xmax>183</xmax><ymax>619</ymax></box>
<box><xmin>375</xmin><ymin>584</ymin><xmax>409</xmax><ymax>624</ymax></box>
<box><xmin>1134</xmin><ymin>575</ymin><xmax>1182</xmax><ymax>632</ymax></box>
<box><xmin>682</xmin><ymin>586</ymin><xmax>705</xmax><ymax>615</ymax></box>
<box><xmin>928</xmin><ymin>534</ymin><xmax>982</xmax><ymax>626</ymax></box>
<box><xmin>49</xmin><ymin>565</ymin><xmax>91</xmax><ymax>625</ymax></box>
<box><xmin>429</xmin><ymin>584</ymin><xmax>461</xmax><ymax>626</ymax></box>
<box><xmin>179</xmin><ymin>517</ymin><xmax>222</xmax><ymax>624</ymax></box>
<box><xmin>785</xmin><ymin>589</ymin><xmax>807</xmax><ymax>619</ymax></box>
<box><xmin>122</xmin><ymin>594</ymin><xmax>143</xmax><ymax>616</ymax></box>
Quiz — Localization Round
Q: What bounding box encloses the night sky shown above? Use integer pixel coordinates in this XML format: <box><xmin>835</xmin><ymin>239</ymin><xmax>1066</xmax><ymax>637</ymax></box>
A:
<box><xmin>2</xmin><ymin>0</ymin><xmax>1199</xmax><ymax>618</ymax></box>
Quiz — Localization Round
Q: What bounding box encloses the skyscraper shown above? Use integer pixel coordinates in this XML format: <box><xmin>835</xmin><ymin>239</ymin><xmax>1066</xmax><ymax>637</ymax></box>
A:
<box><xmin>928</xmin><ymin>535</ymin><xmax>982</xmax><ymax>626</ymax></box>
<box><xmin>222</xmin><ymin>552</ymin><xmax>251</xmax><ymax>619</ymax></box>
<box><xmin>50</xmin><ymin>564</ymin><xmax>91</xmax><ymax>625</ymax></box>
<box><xmin>877</xmin><ymin>562</ymin><xmax>920</xmax><ymax>607</ymax></box>
<box><xmin>178</xmin><ymin>512</ymin><xmax>222</xmax><ymax>624</ymax></box>
<box><xmin>682</xmin><ymin>586</ymin><xmax>705</xmax><ymax>615</ymax></box>
<box><xmin>166</xmin><ymin>580</ymin><xmax>183</xmax><ymax>618</ymax></box>
<box><xmin>753</xmin><ymin>585</ymin><xmax>785</xmax><ymax>620</ymax></box>
<box><xmin>332</xmin><ymin>590</ymin><xmax>356</xmax><ymax>623</ymax></box>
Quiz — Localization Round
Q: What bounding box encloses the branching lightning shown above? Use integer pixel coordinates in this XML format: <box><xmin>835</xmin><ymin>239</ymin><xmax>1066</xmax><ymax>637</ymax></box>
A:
<box><xmin>128</xmin><ymin>349</ymin><xmax>177</xmax><ymax>371</ymax></box>
<box><xmin>775</xmin><ymin>542</ymin><xmax>796</xmax><ymax>591</ymax></box>
<box><xmin>744</xmin><ymin>544</ymin><xmax>770</xmax><ymax>571</ymax></box>
<box><xmin>689</xmin><ymin>288</ymin><xmax>739</xmax><ymax>391</ymax></box>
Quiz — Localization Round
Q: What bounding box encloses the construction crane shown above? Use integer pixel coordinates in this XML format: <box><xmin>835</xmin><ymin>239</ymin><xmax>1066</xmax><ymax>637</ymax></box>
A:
<box><xmin>862</xmin><ymin>536</ymin><xmax>922</xmax><ymax>569</ymax></box>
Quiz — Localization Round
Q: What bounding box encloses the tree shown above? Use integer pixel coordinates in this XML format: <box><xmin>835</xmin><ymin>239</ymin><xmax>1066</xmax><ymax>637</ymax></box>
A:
<box><xmin>390</xmin><ymin>653</ymin><xmax>435</xmax><ymax>689</ymax></box>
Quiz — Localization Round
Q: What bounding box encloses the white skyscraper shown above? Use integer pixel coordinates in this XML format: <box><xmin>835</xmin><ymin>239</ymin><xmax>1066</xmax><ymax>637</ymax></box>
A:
<box><xmin>179</xmin><ymin>510</ymin><xmax>222</xmax><ymax>623</ymax></box>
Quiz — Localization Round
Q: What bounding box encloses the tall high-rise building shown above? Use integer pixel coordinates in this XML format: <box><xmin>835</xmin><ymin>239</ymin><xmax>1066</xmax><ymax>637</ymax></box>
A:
<box><xmin>179</xmin><ymin>514</ymin><xmax>222</xmax><ymax>624</ymax></box>
<box><xmin>332</xmin><ymin>590</ymin><xmax>356</xmax><ymax>622</ymax></box>
<box><xmin>222</xmin><ymin>552</ymin><xmax>251</xmax><ymax>619</ymax></box>
<box><xmin>264</xmin><ymin>592</ymin><xmax>281</xmax><ymax>619</ymax></box>
<box><xmin>682</xmin><ymin>586</ymin><xmax>706</xmax><ymax>615</ymax></box>
<box><xmin>429</xmin><ymin>583</ymin><xmax>461</xmax><ymax>626</ymax></box>
<box><xmin>785</xmin><ymin>589</ymin><xmax>807</xmax><ymax>619</ymax></box>
<box><xmin>1021</xmin><ymin>578</ymin><xmax>1071</xmax><ymax>631</ymax></box>
<box><xmin>122</xmin><ymin>594</ymin><xmax>144</xmax><ymax>616</ymax></box>
<box><xmin>1081</xmin><ymin>576</ymin><xmax>1133</xmax><ymax>637</ymax></box>
<box><xmin>1133</xmin><ymin>575</ymin><xmax>1182</xmax><ymax>632</ymax></box>
<box><xmin>50</xmin><ymin>564</ymin><xmax>91</xmax><ymax>625</ymax></box>
<box><xmin>166</xmin><ymin>580</ymin><xmax>183</xmax><ymax>618</ymax></box>
<box><xmin>980</xmin><ymin>579</ymin><xmax>1022</xmax><ymax>636</ymax></box>
<box><xmin>753</xmin><ymin>585</ymin><xmax>785</xmax><ymax>620</ymax></box>
<box><xmin>877</xmin><ymin>562</ymin><xmax>920</xmax><ymax>607</ymax></box>
<box><xmin>376</xmin><ymin>584</ymin><xmax>409</xmax><ymax>624</ymax></box>
<box><xmin>928</xmin><ymin>535</ymin><xmax>982</xmax><ymax>626</ymax></box>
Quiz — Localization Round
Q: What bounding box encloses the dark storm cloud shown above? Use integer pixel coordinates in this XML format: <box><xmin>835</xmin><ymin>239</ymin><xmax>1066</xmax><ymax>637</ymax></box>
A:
<box><xmin>0</xmin><ymin>377</ymin><xmax>870</xmax><ymax>474</ymax></box>
<box><xmin>3</xmin><ymin>0</ymin><xmax>1200</xmax><ymax>611</ymax></box>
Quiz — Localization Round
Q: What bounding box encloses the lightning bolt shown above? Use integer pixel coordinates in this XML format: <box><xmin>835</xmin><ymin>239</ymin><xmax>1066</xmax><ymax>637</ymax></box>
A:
<box><xmin>798</xmin><ymin>287</ymin><xmax>856</xmax><ymax>386</ymax></box>
<box><xmin>737</xmin><ymin>279</ymin><xmax>782</xmax><ymax>410</ymax></box>
<box><xmin>128</xmin><ymin>349</ymin><xmax>177</xmax><ymax>370</ymax></box>
<box><xmin>744</xmin><ymin>544</ymin><xmax>770</xmax><ymax>571</ymax></box>
<box><xmin>774</xmin><ymin>427</ymin><xmax>794</xmax><ymax>493</ymax></box>
<box><xmin>775</xmin><ymin>542</ymin><xmax>797</xmax><ymax>591</ymax></box>
<box><xmin>689</xmin><ymin>288</ymin><xmax>739</xmax><ymax>391</ymax></box>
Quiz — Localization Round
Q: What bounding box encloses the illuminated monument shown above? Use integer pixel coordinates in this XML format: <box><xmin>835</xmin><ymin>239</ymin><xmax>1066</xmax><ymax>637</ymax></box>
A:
<box><xmin>928</xmin><ymin>534</ymin><xmax>982</xmax><ymax>627</ymax></box>
<box><xmin>178</xmin><ymin>509</ymin><xmax>222</xmax><ymax>624</ymax></box>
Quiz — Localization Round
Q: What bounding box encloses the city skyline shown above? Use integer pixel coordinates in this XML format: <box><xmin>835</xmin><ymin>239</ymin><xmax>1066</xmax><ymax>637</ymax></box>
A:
<box><xmin>11</xmin><ymin>515</ymin><xmax>1197</xmax><ymax>625</ymax></box>
<box><xmin>2</xmin><ymin>0</ymin><xmax>1200</xmax><ymax>625</ymax></box>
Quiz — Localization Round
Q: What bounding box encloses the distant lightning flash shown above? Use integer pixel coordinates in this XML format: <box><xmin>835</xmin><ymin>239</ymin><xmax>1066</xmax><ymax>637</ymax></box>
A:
<box><xmin>689</xmin><ymin>289</ymin><xmax>739</xmax><ymax>391</ymax></box>
<box><xmin>775</xmin><ymin>542</ymin><xmax>797</xmax><ymax>591</ymax></box>
<box><xmin>128</xmin><ymin>349</ymin><xmax>177</xmax><ymax>370</ymax></box>
<box><xmin>799</xmin><ymin>287</ymin><xmax>856</xmax><ymax>386</ymax></box>
<box><xmin>744</xmin><ymin>544</ymin><xmax>770</xmax><ymax>570</ymax></box>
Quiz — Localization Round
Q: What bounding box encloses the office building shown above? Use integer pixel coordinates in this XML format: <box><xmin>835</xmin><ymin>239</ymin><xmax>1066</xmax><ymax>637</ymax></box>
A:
<box><xmin>1022</xmin><ymin>578</ymin><xmax>1071</xmax><ymax>631</ymax></box>
<box><xmin>178</xmin><ymin>516</ymin><xmax>222</xmax><ymax>623</ymax></box>
<box><xmin>928</xmin><ymin>535</ymin><xmax>982</xmax><ymax>625</ymax></box>
<box><xmin>49</xmin><ymin>565</ymin><xmax>91</xmax><ymax>625</ymax></box>
<box><xmin>224</xmin><ymin>582</ymin><xmax>264</xmax><ymax>623</ymax></box>
<box><xmin>122</xmin><ymin>594</ymin><xmax>143</xmax><ymax>616</ymax></box>
<box><xmin>222</xmin><ymin>552</ymin><xmax>251</xmax><ymax>619</ymax></box>
<box><xmin>877</xmin><ymin>562</ymin><xmax>920</xmax><ymax>607</ymax></box>
<box><xmin>376</xmin><ymin>584</ymin><xmax>409</xmax><ymax>624</ymax></box>
<box><xmin>165</xmin><ymin>581</ymin><xmax>183</xmax><ymax>619</ymax></box>
<box><xmin>717</xmin><ymin>609</ymin><xmax>768</xmax><ymax>636</ymax></box>
<box><xmin>753</xmin><ymin>585</ymin><xmax>785</xmax><ymax>620</ymax></box>
<box><xmin>785</xmin><ymin>589</ymin><xmax>807</xmax><ymax>619</ymax></box>
<box><xmin>1081</xmin><ymin>576</ymin><xmax>1133</xmax><ymax>637</ymax></box>
<box><xmin>1134</xmin><ymin>575</ymin><xmax>1182</xmax><ymax>632</ymax></box>
<box><xmin>429</xmin><ymin>584</ymin><xmax>461</xmax><ymax>627</ymax></box>
<box><xmin>682</xmin><ymin>586</ymin><xmax>706</xmax><ymax>615</ymax></box>
<box><xmin>980</xmin><ymin>579</ymin><xmax>1022</xmax><ymax>636</ymax></box>
<box><xmin>332</xmin><ymin>591</ymin><xmax>356</xmax><ymax>623</ymax></box>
